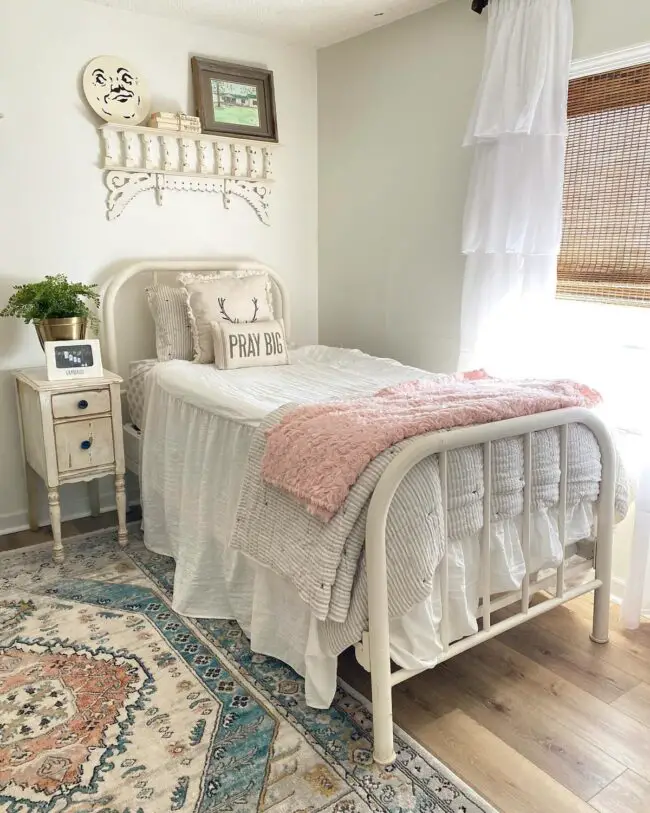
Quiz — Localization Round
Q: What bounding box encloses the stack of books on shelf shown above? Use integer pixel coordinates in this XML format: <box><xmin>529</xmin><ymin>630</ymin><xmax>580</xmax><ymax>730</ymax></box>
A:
<box><xmin>148</xmin><ymin>112</ymin><xmax>202</xmax><ymax>133</ymax></box>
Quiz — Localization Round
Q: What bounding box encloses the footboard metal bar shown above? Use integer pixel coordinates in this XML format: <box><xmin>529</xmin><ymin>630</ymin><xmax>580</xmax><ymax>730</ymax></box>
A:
<box><xmin>439</xmin><ymin>451</ymin><xmax>450</xmax><ymax>652</ymax></box>
<box><xmin>363</xmin><ymin>407</ymin><xmax>616</xmax><ymax>765</ymax></box>
<box><xmin>557</xmin><ymin>424</ymin><xmax>568</xmax><ymax>598</ymax></box>
<box><xmin>481</xmin><ymin>441</ymin><xmax>492</xmax><ymax>632</ymax></box>
<box><xmin>521</xmin><ymin>433</ymin><xmax>532</xmax><ymax>613</ymax></box>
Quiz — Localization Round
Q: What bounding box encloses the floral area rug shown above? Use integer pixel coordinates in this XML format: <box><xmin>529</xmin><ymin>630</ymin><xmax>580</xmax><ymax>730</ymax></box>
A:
<box><xmin>0</xmin><ymin>527</ymin><xmax>495</xmax><ymax>813</ymax></box>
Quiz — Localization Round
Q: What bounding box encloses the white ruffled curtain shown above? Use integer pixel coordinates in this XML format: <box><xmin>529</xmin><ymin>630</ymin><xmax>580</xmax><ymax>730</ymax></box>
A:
<box><xmin>458</xmin><ymin>0</ymin><xmax>573</xmax><ymax>374</ymax></box>
<box><xmin>622</xmin><ymin>451</ymin><xmax>650</xmax><ymax>628</ymax></box>
<box><xmin>459</xmin><ymin>1</ymin><xmax>649</xmax><ymax>627</ymax></box>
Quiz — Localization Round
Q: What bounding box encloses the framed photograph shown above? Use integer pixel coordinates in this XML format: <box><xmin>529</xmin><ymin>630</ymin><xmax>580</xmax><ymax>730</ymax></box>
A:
<box><xmin>45</xmin><ymin>339</ymin><xmax>103</xmax><ymax>381</ymax></box>
<box><xmin>191</xmin><ymin>57</ymin><xmax>278</xmax><ymax>142</ymax></box>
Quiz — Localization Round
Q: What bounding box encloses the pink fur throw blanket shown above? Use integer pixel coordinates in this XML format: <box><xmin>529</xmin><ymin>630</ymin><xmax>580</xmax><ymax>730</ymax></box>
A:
<box><xmin>261</xmin><ymin>373</ymin><xmax>602</xmax><ymax>522</ymax></box>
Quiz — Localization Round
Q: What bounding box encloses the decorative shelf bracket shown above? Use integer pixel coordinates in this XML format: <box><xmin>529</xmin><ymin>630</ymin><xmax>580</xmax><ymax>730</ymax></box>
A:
<box><xmin>100</xmin><ymin>124</ymin><xmax>275</xmax><ymax>225</ymax></box>
<box><xmin>105</xmin><ymin>170</ymin><xmax>271</xmax><ymax>224</ymax></box>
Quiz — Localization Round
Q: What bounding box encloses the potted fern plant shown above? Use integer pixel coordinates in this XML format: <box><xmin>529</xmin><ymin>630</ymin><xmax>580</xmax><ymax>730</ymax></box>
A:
<box><xmin>1</xmin><ymin>274</ymin><xmax>100</xmax><ymax>349</ymax></box>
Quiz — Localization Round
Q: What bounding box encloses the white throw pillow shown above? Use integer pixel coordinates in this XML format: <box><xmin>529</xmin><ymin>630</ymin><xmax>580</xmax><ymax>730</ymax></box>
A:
<box><xmin>212</xmin><ymin>318</ymin><xmax>289</xmax><ymax>370</ymax></box>
<box><xmin>145</xmin><ymin>285</ymin><xmax>194</xmax><ymax>361</ymax></box>
<box><xmin>179</xmin><ymin>270</ymin><xmax>274</xmax><ymax>364</ymax></box>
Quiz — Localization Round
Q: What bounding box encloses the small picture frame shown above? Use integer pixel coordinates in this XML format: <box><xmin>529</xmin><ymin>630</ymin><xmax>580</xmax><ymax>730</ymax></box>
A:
<box><xmin>44</xmin><ymin>339</ymin><xmax>104</xmax><ymax>381</ymax></box>
<box><xmin>191</xmin><ymin>56</ymin><xmax>278</xmax><ymax>142</ymax></box>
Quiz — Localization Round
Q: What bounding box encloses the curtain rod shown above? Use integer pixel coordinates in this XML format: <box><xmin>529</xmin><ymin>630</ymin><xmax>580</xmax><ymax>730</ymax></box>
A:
<box><xmin>472</xmin><ymin>0</ymin><xmax>488</xmax><ymax>13</ymax></box>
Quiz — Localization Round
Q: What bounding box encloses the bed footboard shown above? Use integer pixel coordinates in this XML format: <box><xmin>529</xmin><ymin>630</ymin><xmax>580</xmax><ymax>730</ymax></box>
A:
<box><xmin>361</xmin><ymin>407</ymin><xmax>616</xmax><ymax>765</ymax></box>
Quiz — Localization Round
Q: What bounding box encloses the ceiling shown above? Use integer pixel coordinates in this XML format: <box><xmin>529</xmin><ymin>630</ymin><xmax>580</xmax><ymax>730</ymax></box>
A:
<box><xmin>82</xmin><ymin>0</ymin><xmax>447</xmax><ymax>47</ymax></box>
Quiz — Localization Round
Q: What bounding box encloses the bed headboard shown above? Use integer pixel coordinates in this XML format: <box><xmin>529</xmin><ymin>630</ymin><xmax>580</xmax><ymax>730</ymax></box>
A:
<box><xmin>100</xmin><ymin>259</ymin><xmax>290</xmax><ymax>377</ymax></box>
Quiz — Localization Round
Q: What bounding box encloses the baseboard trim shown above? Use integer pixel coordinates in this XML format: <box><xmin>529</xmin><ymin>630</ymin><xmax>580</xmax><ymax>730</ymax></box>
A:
<box><xmin>0</xmin><ymin>473</ymin><xmax>140</xmax><ymax>537</ymax></box>
<box><xmin>611</xmin><ymin>575</ymin><xmax>650</xmax><ymax>620</ymax></box>
<box><xmin>611</xmin><ymin>576</ymin><xmax>626</xmax><ymax>605</ymax></box>
<box><xmin>0</xmin><ymin>498</ymin><xmax>141</xmax><ymax>537</ymax></box>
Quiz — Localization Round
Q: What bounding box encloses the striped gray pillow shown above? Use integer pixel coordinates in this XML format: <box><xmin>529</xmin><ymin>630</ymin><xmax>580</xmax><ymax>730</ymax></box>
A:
<box><xmin>146</xmin><ymin>285</ymin><xmax>194</xmax><ymax>361</ymax></box>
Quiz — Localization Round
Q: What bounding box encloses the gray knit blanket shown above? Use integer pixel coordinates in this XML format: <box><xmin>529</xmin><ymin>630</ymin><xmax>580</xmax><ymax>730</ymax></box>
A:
<box><xmin>231</xmin><ymin>404</ymin><xmax>628</xmax><ymax>651</ymax></box>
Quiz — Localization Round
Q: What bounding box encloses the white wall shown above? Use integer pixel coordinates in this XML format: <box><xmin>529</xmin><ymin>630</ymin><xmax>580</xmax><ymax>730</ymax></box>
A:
<box><xmin>318</xmin><ymin>0</ymin><xmax>650</xmax><ymax>371</ymax></box>
<box><xmin>0</xmin><ymin>0</ymin><xmax>317</xmax><ymax>532</ymax></box>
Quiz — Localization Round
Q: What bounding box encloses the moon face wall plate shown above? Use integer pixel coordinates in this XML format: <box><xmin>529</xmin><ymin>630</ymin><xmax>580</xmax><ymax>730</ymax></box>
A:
<box><xmin>83</xmin><ymin>55</ymin><xmax>150</xmax><ymax>125</ymax></box>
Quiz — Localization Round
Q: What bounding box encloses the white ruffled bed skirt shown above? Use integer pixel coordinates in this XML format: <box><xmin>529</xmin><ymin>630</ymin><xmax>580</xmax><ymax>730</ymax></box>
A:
<box><xmin>142</xmin><ymin>376</ymin><xmax>596</xmax><ymax>707</ymax></box>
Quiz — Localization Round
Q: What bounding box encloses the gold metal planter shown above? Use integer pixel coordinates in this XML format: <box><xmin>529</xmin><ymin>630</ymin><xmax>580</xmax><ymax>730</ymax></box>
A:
<box><xmin>34</xmin><ymin>317</ymin><xmax>87</xmax><ymax>350</ymax></box>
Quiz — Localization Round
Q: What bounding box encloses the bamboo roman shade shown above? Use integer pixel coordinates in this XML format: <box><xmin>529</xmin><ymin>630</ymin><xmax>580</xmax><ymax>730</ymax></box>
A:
<box><xmin>557</xmin><ymin>62</ymin><xmax>650</xmax><ymax>305</ymax></box>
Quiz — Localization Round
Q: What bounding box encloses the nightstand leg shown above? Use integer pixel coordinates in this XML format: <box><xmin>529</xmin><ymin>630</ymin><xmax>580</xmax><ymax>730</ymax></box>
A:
<box><xmin>26</xmin><ymin>465</ymin><xmax>40</xmax><ymax>531</ymax></box>
<box><xmin>88</xmin><ymin>479</ymin><xmax>101</xmax><ymax>517</ymax></box>
<box><xmin>115</xmin><ymin>474</ymin><xmax>128</xmax><ymax>547</ymax></box>
<box><xmin>48</xmin><ymin>488</ymin><xmax>64</xmax><ymax>564</ymax></box>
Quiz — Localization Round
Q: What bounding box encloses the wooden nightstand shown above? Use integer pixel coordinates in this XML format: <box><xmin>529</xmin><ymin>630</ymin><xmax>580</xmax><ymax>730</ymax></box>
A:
<box><xmin>14</xmin><ymin>368</ymin><xmax>127</xmax><ymax>563</ymax></box>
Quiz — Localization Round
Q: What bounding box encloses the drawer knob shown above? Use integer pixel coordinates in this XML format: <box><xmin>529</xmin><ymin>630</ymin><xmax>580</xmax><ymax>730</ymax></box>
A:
<box><xmin>78</xmin><ymin>399</ymin><xmax>89</xmax><ymax>410</ymax></box>
<box><xmin>80</xmin><ymin>439</ymin><xmax>92</xmax><ymax>450</ymax></box>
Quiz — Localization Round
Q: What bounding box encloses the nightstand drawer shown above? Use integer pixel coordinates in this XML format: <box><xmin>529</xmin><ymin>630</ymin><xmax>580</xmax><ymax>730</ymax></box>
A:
<box><xmin>52</xmin><ymin>389</ymin><xmax>111</xmax><ymax>419</ymax></box>
<box><xmin>54</xmin><ymin>417</ymin><xmax>115</xmax><ymax>473</ymax></box>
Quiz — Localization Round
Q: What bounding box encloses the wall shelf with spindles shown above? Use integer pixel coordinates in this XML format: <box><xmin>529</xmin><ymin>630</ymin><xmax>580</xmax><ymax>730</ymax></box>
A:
<box><xmin>100</xmin><ymin>123</ymin><xmax>276</xmax><ymax>224</ymax></box>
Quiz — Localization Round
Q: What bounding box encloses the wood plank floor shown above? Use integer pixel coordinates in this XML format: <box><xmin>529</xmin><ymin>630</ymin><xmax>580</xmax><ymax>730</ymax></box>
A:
<box><xmin>340</xmin><ymin>594</ymin><xmax>650</xmax><ymax>813</ymax></box>
<box><xmin>3</xmin><ymin>515</ymin><xmax>649</xmax><ymax>813</ymax></box>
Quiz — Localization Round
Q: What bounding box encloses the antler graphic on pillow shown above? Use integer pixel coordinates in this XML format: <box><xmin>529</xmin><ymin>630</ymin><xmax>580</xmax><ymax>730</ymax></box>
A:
<box><xmin>218</xmin><ymin>296</ymin><xmax>260</xmax><ymax>323</ymax></box>
<box><xmin>218</xmin><ymin>297</ymin><xmax>235</xmax><ymax>322</ymax></box>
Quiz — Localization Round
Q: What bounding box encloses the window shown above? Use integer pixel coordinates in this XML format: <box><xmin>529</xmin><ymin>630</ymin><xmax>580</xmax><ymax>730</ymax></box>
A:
<box><xmin>557</xmin><ymin>62</ymin><xmax>650</xmax><ymax>305</ymax></box>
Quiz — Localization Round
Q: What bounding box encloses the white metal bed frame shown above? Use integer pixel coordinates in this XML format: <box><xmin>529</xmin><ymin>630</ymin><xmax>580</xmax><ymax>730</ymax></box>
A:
<box><xmin>101</xmin><ymin>259</ymin><xmax>616</xmax><ymax>766</ymax></box>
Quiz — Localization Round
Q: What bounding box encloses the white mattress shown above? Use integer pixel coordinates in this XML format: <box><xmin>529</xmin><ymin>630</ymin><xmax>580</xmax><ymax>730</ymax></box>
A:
<box><xmin>143</xmin><ymin>345</ymin><xmax>447</xmax><ymax>421</ymax></box>
<box><xmin>128</xmin><ymin>346</ymin><xmax>427</xmax><ymax>428</ymax></box>
<box><xmin>141</xmin><ymin>346</ymin><xmax>597</xmax><ymax>707</ymax></box>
